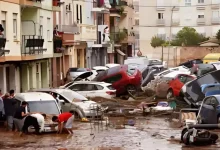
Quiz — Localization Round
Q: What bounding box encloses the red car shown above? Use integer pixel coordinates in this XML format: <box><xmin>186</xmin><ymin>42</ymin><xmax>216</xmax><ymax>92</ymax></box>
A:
<box><xmin>166</xmin><ymin>73</ymin><xmax>195</xmax><ymax>99</ymax></box>
<box><xmin>93</xmin><ymin>65</ymin><xmax>142</xmax><ymax>97</ymax></box>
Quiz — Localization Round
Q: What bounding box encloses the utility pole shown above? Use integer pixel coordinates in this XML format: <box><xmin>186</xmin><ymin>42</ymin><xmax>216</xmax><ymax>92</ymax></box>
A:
<box><xmin>167</xmin><ymin>6</ymin><xmax>175</xmax><ymax>67</ymax></box>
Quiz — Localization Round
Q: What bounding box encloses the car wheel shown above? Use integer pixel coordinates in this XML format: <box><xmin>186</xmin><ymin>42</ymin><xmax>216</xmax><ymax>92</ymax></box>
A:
<box><xmin>181</xmin><ymin>128</ymin><xmax>188</xmax><ymax>142</ymax></box>
<box><xmin>70</xmin><ymin>111</ymin><xmax>80</xmax><ymax>120</ymax></box>
<box><xmin>126</xmin><ymin>85</ymin><xmax>137</xmax><ymax>97</ymax></box>
<box><xmin>167</xmin><ymin>89</ymin><xmax>174</xmax><ymax>100</ymax></box>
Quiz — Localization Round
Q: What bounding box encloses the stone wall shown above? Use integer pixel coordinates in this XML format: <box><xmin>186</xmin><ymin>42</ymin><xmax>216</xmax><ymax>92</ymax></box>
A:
<box><xmin>178</xmin><ymin>47</ymin><xmax>220</xmax><ymax>65</ymax></box>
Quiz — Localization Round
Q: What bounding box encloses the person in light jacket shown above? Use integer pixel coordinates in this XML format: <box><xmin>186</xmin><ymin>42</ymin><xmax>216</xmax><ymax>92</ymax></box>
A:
<box><xmin>0</xmin><ymin>96</ymin><xmax>5</xmax><ymax>120</ymax></box>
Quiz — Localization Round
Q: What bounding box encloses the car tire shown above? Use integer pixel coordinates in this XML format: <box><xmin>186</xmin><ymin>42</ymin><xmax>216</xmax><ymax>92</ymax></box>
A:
<box><xmin>217</xmin><ymin>115</ymin><xmax>220</xmax><ymax>123</ymax></box>
<box><xmin>126</xmin><ymin>85</ymin><xmax>137</xmax><ymax>97</ymax></box>
<box><xmin>70</xmin><ymin>111</ymin><xmax>80</xmax><ymax>120</ymax></box>
<box><xmin>167</xmin><ymin>89</ymin><xmax>174</xmax><ymax>100</ymax></box>
<box><xmin>181</xmin><ymin>128</ymin><xmax>188</xmax><ymax>142</ymax></box>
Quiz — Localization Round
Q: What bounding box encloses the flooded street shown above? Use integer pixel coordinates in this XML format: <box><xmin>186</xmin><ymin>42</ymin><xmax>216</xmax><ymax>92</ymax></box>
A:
<box><xmin>1</xmin><ymin>117</ymin><xmax>220</xmax><ymax>150</ymax></box>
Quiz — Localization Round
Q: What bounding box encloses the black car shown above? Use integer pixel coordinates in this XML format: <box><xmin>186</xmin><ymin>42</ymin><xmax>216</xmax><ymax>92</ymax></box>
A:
<box><xmin>179</xmin><ymin>59</ymin><xmax>203</xmax><ymax>68</ymax></box>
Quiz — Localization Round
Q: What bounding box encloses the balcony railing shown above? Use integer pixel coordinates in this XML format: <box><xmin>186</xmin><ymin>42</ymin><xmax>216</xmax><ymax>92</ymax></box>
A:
<box><xmin>110</xmin><ymin>28</ymin><xmax>128</xmax><ymax>43</ymax></box>
<box><xmin>197</xmin><ymin>18</ymin><xmax>205</xmax><ymax>25</ymax></box>
<box><xmin>196</xmin><ymin>3</ymin><xmax>206</xmax><ymax>10</ymax></box>
<box><xmin>21</xmin><ymin>35</ymin><xmax>46</xmax><ymax>55</ymax></box>
<box><xmin>0</xmin><ymin>37</ymin><xmax>10</xmax><ymax>56</ymax></box>
<box><xmin>212</xmin><ymin>17</ymin><xmax>220</xmax><ymax>24</ymax></box>
<box><xmin>211</xmin><ymin>4</ymin><xmax>219</xmax><ymax>9</ymax></box>
<box><xmin>156</xmin><ymin>19</ymin><xmax>165</xmax><ymax>26</ymax></box>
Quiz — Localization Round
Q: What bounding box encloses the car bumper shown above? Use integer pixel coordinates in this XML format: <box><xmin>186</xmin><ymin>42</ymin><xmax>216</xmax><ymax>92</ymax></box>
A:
<box><xmin>29</xmin><ymin>125</ymin><xmax>58</xmax><ymax>133</ymax></box>
<box><xmin>84</xmin><ymin>110</ymin><xmax>102</xmax><ymax>118</ymax></box>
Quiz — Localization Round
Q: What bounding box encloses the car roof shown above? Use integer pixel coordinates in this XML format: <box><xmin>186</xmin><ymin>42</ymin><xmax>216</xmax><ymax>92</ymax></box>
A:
<box><xmin>31</xmin><ymin>88</ymin><xmax>88</xmax><ymax>101</ymax></box>
<box><xmin>15</xmin><ymin>92</ymin><xmax>55</xmax><ymax>102</ymax></box>
<box><xmin>73</xmin><ymin>81</ymin><xmax>111</xmax><ymax>85</ymax></box>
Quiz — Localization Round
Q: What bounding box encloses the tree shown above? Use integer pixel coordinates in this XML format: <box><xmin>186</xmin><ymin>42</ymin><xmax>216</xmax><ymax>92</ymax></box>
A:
<box><xmin>171</xmin><ymin>27</ymin><xmax>207</xmax><ymax>46</ymax></box>
<box><xmin>150</xmin><ymin>36</ymin><xmax>165</xmax><ymax>48</ymax></box>
<box><xmin>216</xmin><ymin>29</ymin><xmax>220</xmax><ymax>40</ymax></box>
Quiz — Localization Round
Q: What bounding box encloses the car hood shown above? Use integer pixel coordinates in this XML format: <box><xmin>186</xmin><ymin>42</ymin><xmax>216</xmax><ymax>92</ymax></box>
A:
<box><xmin>74</xmin><ymin>100</ymin><xmax>98</xmax><ymax>110</ymax></box>
<box><xmin>183</xmin><ymin>70</ymin><xmax>220</xmax><ymax>104</ymax></box>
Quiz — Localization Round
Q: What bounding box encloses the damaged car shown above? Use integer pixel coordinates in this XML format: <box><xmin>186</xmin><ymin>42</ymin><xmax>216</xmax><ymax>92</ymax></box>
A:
<box><xmin>181</xmin><ymin>70</ymin><xmax>220</xmax><ymax>106</ymax></box>
<box><xmin>93</xmin><ymin>65</ymin><xmax>142</xmax><ymax>97</ymax></box>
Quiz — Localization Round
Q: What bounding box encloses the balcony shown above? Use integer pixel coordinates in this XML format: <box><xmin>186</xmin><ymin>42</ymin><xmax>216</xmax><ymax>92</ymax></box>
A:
<box><xmin>211</xmin><ymin>4</ymin><xmax>219</xmax><ymax>9</ymax></box>
<box><xmin>60</xmin><ymin>25</ymin><xmax>80</xmax><ymax>34</ymax></box>
<box><xmin>19</xmin><ymin>0</ymin><xmax>42</xmax><ymax>8</ymax></box>
<box><xmin>156</xmin><ymin>19</ymin><xmax>165</xmax><ymax>26</ymax></box>
<box><xmin>197</xmin><ymin>18</ymin><xmax>205</xmax><ymax>25</ymax></box>
<box><xmin>53</xmin><ymin>0</ymin><xmax>61</xmax><ymax>12</ymax></box>
<box><xmin>110</xmin><ymin>7</ymin><xmax>124</xmax><ymax>17</ymax></box>
<box><xmin>110</xmin><ymin>28</ymin><xmax>128</xmax><ymax>44</ymax></box>
<box><xmin>172</xmin><ymin>19</ymin><xmax>180</xmax><ymax>26</ymax></box>
<box><xmin>53</xmin><ymin>36</ymin><xmax>63</xmax><ymax>53</ymax></box>
<box><xmin>0</xmin><ymin>38</ymin><xmax>10</xmax><ymax>56</ymax></box>
<box><xmin>74</xmin><ymin>24</ymin><xmax>97</xmax><ymax>42</ymax></box>
<box><xmin>21</xmin><ymin>35</ymin><xmax>46</xmax><ymax>55</ymax></box>
<box><xmin>211</xmin><ymin>17</ymin><xmax>220</xmax><ymax>24</ymax></box>
<box><xmin>196</xmin><ymin>4</ymin><xmax>206</xmax><ymax>10</ymax></box>
<box><xmin>156</xmin><ymin>6</ymin><xmax>165</xmax><ymax>11</ymax></box>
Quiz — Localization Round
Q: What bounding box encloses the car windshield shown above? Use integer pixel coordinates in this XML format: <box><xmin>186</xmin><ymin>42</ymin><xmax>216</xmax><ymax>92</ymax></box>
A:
<box><xmin>63</xmin><ymin>82</ymin><xmax>74</xmax><ymax>88</ymax></box>
<box><xmin>28</xmin><ymin>101</ymin><xmax>59</xmax><ymax>115</ymax></box>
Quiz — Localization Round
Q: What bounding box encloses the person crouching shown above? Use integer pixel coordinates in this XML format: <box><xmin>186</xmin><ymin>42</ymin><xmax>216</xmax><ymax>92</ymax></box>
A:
<box><xmin>20</xmin><ymin>113</ymin><xmax>46</xmax><ymax>136</ymax></box>
<box><xmin>52</xmin><ymin>112</ymin><xmax>74</xmax><ymax>134</ymax></box>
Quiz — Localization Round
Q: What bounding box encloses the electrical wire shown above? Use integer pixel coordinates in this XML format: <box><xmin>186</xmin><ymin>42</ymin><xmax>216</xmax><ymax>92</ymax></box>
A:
<box><xmin>69</xmin><ymin>0</ymin><xmax>220</xmax><ymax>8</ymax></box>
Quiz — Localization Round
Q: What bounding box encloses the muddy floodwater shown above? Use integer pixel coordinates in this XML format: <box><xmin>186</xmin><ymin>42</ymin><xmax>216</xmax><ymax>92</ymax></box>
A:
<box><xmin>1</xmin><ymin>117</ymin><xmax>220</xmax><ymax>150</ymax></box>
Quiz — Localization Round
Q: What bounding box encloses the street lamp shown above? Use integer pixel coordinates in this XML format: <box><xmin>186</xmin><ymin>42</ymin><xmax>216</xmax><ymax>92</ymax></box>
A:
<box><xmin>167</xmin><ymin>6</ymin><xmax>175</xmax><ymax>67</ymax></box>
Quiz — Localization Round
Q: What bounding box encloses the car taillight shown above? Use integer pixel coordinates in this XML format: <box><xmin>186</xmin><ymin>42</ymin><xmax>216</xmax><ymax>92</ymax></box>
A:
<box><xmin>106</xmin><ymin>91</ymin><xmax>115</xmax><ymax>95</ymax></box>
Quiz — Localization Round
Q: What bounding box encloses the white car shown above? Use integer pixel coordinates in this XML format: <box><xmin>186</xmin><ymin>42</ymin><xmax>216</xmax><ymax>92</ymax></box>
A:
<box><xmin>154</xmin><ymin>66</ymin><xmax>191</xmax><ymax>78</ymax></box>
<box><xmin>61</xmin><ymin>81</ymin><xmax>116</xmax><ymax>99</ymax></box>
<box><xmin>105</xmin><ymin>63</ymin><xmax>120</xmax><ymax>68</ymax></box>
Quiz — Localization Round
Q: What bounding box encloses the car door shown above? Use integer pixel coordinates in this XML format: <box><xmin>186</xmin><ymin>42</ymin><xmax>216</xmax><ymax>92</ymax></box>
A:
<box><xmin>200</xmin><ymin>96</ymin><xmax>218</xmax><ymax>124</ymax></box>
<box><xmin>68</xmin><ymin>84</ymin><xmax>86</xmax><ymax>97</ymax></box>
<box><xmin>104</xmin><ymin>74</ymin><xmax>123</xmax><ymax>90</ymax></box>
<box><xmin>172</xmin><ymin>75</ymin><xmax>187</xmax><ymax>96</ymax></box>
<box><xmin>59</xmin><ymin>94</ymin><xmax>72</xmax><ymax>113</ymax></box>
<box><xmin>82</xmin><ymin>84</ymin><xmax>97</xmax><ymax>98</ymax></box>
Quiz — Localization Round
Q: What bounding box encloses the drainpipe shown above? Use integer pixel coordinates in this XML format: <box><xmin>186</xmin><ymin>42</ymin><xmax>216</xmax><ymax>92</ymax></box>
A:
<box><xmin>167</xmin><ymin>6</ymin><xmax>175</xmax><ymax>67</ymax></box>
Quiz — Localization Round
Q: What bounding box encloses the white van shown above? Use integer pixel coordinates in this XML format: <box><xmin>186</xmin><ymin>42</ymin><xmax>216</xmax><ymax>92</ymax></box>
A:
<box><xmin>15</xmin><ymin>92</ymin><xmax>61</xmax><ymax>132</ymax></box>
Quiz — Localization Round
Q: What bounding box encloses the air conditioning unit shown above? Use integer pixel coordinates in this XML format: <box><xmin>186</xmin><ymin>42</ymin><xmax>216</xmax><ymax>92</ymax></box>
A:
<box><xmin>66</xmin><ymin>4</ymin><xmax>71</xmax><ymax>12</ymax></box>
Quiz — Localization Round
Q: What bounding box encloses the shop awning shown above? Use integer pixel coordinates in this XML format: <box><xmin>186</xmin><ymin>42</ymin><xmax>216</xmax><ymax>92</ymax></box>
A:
<box><xmin>116</xmin><ymin>49</ymin><xmax>126</xmax><ymax>56</ymax></box>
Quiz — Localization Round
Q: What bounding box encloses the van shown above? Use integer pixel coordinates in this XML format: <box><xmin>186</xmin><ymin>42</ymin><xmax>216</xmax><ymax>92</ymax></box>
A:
<box><xmin>203</xmin><ymin>53</ymin><xmax>220</xmax><ymax>64</ymax></box>
<box><xmin>15</xmin><ymin>92</ymin><xmax>61</xmax><ymax>132</ymax></box>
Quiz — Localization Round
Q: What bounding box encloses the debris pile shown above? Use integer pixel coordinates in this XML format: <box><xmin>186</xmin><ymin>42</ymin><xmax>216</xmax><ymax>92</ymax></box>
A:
<box><xmin>142</xmin><ymin>78</ymin><xmax>169</xmax><ymax>98</ymax></box>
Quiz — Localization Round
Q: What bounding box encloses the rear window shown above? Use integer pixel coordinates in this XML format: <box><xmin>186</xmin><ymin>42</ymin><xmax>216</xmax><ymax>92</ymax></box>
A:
<box><xmin>69</xmin><ymin>68</ymin><xmax>88</xmax><ymax>72</ymax></box>
<box><xmin>107</xmin><ymin>85</ymin><xmax>115</xmax><ymax>90</ymax></box>
<box><xmin>127</xmin><ymin>65</ymin><xmax>136</xmax><ymax>76</ymax></box>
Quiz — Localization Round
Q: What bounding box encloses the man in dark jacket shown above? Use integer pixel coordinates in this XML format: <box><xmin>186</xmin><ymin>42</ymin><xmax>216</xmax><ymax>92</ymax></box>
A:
<box><xmin>3</xmin><ymin>93</ymin><xmax>16</xmax><ymax>131</ymax></box>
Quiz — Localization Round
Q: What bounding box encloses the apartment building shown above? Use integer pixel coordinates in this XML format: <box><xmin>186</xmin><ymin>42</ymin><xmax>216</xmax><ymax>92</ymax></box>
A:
<box><xmin>0</xmin><ymin>0</ymin><xmax>56</xmax><ymax>93</ymax></box>
<box><xmin>139</xmin><ymin>0</ymin><xmax>220</xmax><ymax>58</ymax></box>
<box><xmin>133</xmin><ymin>0</ymin><xmax>139</xmax><ymax>56</ymax></box>
<box><xmin>109</xmin><ymin>0</ymin><xmax>135</xmax><ymax>64</ymax></box>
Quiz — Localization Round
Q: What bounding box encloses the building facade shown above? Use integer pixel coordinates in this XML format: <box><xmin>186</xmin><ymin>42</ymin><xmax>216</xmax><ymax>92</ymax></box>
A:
<box><xmin>109</xmin><ymin>0</ymin><xmax>135</xmax><ymax>64</ymax></box>
<box><xmin>139</xmin><ymin>0</ymin><xmax>220</xmax><ymax>58</ymax></box>
<box><xmin>0</xmin><ymin>0</ymin><xmax>56</xmax><ymax>93</ymax></box>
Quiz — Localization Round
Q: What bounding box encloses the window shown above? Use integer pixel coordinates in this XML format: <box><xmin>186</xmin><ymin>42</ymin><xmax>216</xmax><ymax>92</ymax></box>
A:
<box><xmin>85</xmin><ymin>84</ymin><xmax>97</xmax><ymax>91</ymax></box>
<box><xmin>185</xmin><ymin>0</ymin><xmax>191</xmax><ymax>6</ymax></box>
<box><xmin>1</xmin><ymin>11</ymin><xmax>7</xmax><ymax>38</ymax></box>
<box><xmin>39</xmin><ymin>16</ymin><xmax>43</xmax><ymax>36</ymax></box>
<box><xmin>96</xmin><ymin>85</ymin><xmax>104</xmax><ymax>90</ymax></box>
<box><xmin>158</xmin><ymin>13</ymin><xmax>164</xmax><ymax>19</ymax></box>
<box><xmin>77</xmin><ymin>49</ymin><xmax>81</xmax><ymax>67</ymax></box>
<box><xmin>177</xmin><ymin>75</ymin><xmax>187</xmax><ymax>83</ymax></box>
<box><xmin>47</xmin><ymin>18</ymin><xmax>50</xmax><ymax>41</ymax></box>
<box><xmin>135</xmin><ymin>19</ymin><xmax>139</xmax><ymax>25</ymax></box>
<box><xmin>157</xmin><ymin>34</ymin><xmax>166</xmax><ymax>40</ymax></box>
<box><xmin>104</xmin><ymin>74</ymin><xmax>122</xmax><ymax>83</ymax></box>
<box><xmin>212</xmin><ymin>11</ymin><xmax>219</xmax><ymax>18</ymax></box>
<box><xmin>13</xmin><ymin>13</ymin><xmax>17</xmax><ymax>39</ymax></box>
<box><xmin>107</xmin><ymin>85</ymin><xmax>115</xmax><ymax>90</ymax></box>
<box><xmin>198</xmin><ymin>15</ymin><xmax>204</xmax><ymax>18</ymax></box>
<box><xmin>69</xmin><ymin>84</ymin><xmax>84</xmax><ymax>91</ymax></box>
<box><xmin>198</xmin><ymin>0</ymin><xmax>204</xmax><ymax>3</ymax></box>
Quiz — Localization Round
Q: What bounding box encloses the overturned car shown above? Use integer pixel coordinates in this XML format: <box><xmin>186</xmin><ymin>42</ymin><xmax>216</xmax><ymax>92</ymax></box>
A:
<box><xmin>181</xmin><ymin>70</ymin><xmax>220</xmax><ymax>106</ymax></box>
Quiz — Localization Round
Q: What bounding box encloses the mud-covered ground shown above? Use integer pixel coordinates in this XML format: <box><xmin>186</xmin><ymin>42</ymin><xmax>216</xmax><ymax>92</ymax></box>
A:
<box><xmin>1</xmin><ymin>117</ymin><xmax>220</xmax><ymax>150</ymax></box>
